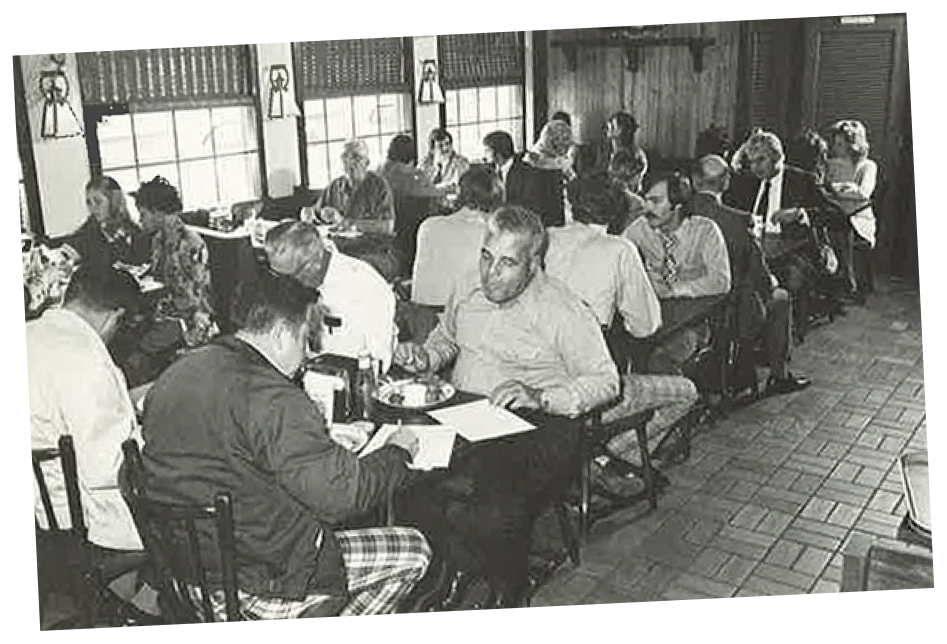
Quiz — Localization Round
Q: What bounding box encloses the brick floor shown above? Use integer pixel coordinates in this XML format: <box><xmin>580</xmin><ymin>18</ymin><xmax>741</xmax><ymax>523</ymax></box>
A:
<box><xmin>531</xmin><ymin>278</ymin><xmax>931</xmax><ymax>607</ymax></box>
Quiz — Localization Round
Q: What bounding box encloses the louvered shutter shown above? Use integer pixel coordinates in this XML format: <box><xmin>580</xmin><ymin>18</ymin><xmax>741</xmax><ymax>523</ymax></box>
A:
<box><xmin>815</xmin><ymin>30</ymin><xmax>895</xmax><ymax>146</ymax></box>
<box><xmin>748</xmin><ymin>28</ymin><xmax>780</xmax><ymax>132</ymax></box>
<box><xmin>437</xmin><ymin>32</ymin><xmax>524</xmax><ymax>90</ymax></box>
<box><xmin>295</xmin><ymin>38</ymin><xmax>410</xmax><ymax>97</ymax></box>
<box><xmin>76</xmin><ymin>46</ymin><xmax>255</xmax><ymax>109</ymax></box>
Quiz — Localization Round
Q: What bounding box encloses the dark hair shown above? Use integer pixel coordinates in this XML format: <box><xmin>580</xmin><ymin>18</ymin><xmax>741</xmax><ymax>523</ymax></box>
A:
<box><xmin>550</xmin><ymin>111</ymin><xmax>572</xmax><ymax>127</ymax></box>
<box><xmin>785</xmin><ymin>127</ymin><xmax>829</xmax><ymax>176</ymax></box>
<box><xmin>64</xmin><ymin>266</ymin><xmax>143</xmax><ymax>316</ymax></box>
<box><xmin>428</xmin><ymin>127</ymin><xmax>453</xmax><ymax>148</ymax></box>
<box><xmin>483</xmin><ymin>131</ymin><xmax>515</xmax><ymax>161</ymax></box>
<box><xmin>567</xmin><ymin>177</ymin><xmax>625</xmax><ymax>227</ymax></box>
<box><xmin>642</xmin><ymin>171</ymin><xmax>694</xmax><ymax>209</ymax></box>
<box><xmin>387</xmin><ymin>134</ymin><xmax>417</xmax><ymax>165</ymax></box>
<box><xmin>609</xmin><ymin>111</ymin><xmax>640</xmax><ymax>148</ymax></box>
<box><xmin>131</xmin><ymin>176</ymin><xmax>183</xmax><ymax>214</ymax></box>
<box><xmin>486</xmin><ymin>205</ymin><xmax>548</xmax><ymax>261</ymax></box>
<box><xmin>85</xmin><ymin>175</ymin><xmax>123</xmax><ymax>194</ymax></box>
<box><xmin>231</xmin><ymin>269</ymin><xmax>320</xmax><ymax>335</ymax></box>
<box><xmin>458</xmin><ymin>165</ymin><xmax>504</xmax><ymax>212</ymax></box>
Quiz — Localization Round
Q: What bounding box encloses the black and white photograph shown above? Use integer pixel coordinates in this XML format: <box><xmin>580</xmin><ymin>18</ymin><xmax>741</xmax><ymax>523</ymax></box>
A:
<box><xmin>4</xmin><ymin>1</ymin><xmax>941</xmax><ymax>640</ymax></box>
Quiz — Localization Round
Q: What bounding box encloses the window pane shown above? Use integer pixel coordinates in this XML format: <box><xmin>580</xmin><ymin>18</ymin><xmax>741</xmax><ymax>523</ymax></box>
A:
<box><xmin>19</xmin><ymin>181</ymin><xmax>28</xmax><ymax>231</ymax></box>
<box><xmin>353</xmin><ymin>95</ymin><xmax>379</xmax><ymax>138</ymax></box>
<box><xmin>457</xmin><ymin>88</ymin><xmax>479</xmax><ymax>124</ymax></box>
<box><xmin>325</xmin><ymin>97</ymin><xmax>354</xmax><ymax>141</ymax></box>
<box><xmin>134</xmin><ymin>112</ymin><xmax>176</xmax><ymax>164</ymax></box>
<box><xmin>98</xmin><ymin>114</ymin><xmax>136</xmax><ymax>168</ymax></box>
<box><xmin>378</xmin><ymin>94</ymin><xmax>406</xmax><ymax>134</ymax></box>
<box><xmin>212</xmin><ymin>105</ymin><xmax>257</xmax><ymax>155</ymax></box>
<box><xmin>216</xmin><ymin>154</ymin><xmax>261</xmax><ymax>205</ymax></box>
<box><xmin>457</xmin><ymin>124</ymin><xmax>481</xmax><ymax>161</ymax></box>
<box><xmin>304</xmin><ymin>100</ymin><xmax>328</xmax><ymax>143</ymax></box>
<box><xmin>479</xmin><ymin>86</ymin><xmax>498</xmax><ymax>123</ymax></box>
<box><xmin>109</xmin><ymin>168</ymin><xmax>141</xmax><ymax>197</ymax></box>
<box><xmin>179</xmin><ymin>159</ymin><xmax>218</xmax><ymax>209</ymax></box>
<box><xmin>364</xmin><ymin>136</ymin><xmax>383</xmax><ymax>171</ymax></box>
<box><xmin>307</xmin><ymin>143</ymin><xmax>331</xmax><ymax>188</ymax></box>
<box><xmin>138</xmin><ymin>163</ymin><xmax>179</xmax><ymax>194</ymax></box>
<box><xmin>175</xmin><ymin>109</ymin><xmax>214</xmax><ymax>160</ymax></box>
<box><xmin>445</xmin><ymin>90</ymin><xmax>461</xmax><ymax>128</ymax></box>
<box><xmin>496</xmin><ymin>85</ymin><xmax>522</xmax><ymax>119</ymax></box>
<box><xmin>505</xmin><ymin>119</ymin><xmax>525</xmax><ymax>152</ymax></box>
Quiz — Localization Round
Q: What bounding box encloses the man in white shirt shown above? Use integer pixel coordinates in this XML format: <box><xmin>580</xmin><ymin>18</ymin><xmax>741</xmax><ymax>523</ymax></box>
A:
<box><xmin>265</xmin><ymin>221</ymin><xmax>397</xmax><ymax>372</ymax></box>
<box><xmin>27</xmin><ymin>267</ymin><xmax>157</xmax><ymax>613</ymax></box>
<box><xmin>547</xmin><ymin>177</ymin><xmax>698</xmax><ymax>496</ymax></box>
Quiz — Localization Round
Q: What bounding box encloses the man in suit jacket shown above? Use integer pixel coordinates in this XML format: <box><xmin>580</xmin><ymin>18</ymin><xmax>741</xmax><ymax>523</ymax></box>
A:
<box><xmin>483</xmin><ymin>130</ymin><xmax>564</xmax><ymax>227</ymax></box>
<box><xmin>692</xmin><ymin>155</ymin><xmax>811</xmax><ymax>395</ymax></box>
<box><xmin>724</xmin><ymin>130</ymin><xmax>828</xmax><ymax>339</ymax></box>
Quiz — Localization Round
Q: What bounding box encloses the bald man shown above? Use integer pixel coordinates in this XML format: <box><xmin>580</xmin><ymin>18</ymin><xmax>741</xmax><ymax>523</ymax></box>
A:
<box><xmin>691</xmin><ymin>155</ymin><xmax>810</xmax><ymax>396</ymax></box>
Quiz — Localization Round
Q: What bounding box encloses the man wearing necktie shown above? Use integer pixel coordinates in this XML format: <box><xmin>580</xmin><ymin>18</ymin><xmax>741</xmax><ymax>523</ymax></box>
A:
<box><xmin>727</xmin><ymin>131</ymin><xmax>826</xmax><ymax>340</ymax></box>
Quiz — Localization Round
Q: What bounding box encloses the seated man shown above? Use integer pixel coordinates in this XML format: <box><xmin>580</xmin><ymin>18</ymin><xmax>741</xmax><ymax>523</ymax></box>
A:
<box><xmin>691</xmin><ymin>155</ymin><xmax>811</xmax><ymax>395</ymax></box>
<box><xmin>265</xmin><ymin>221</ymin><xmax>397</xmax><ymax>373</ymax></box>
<box><xmin>412</xmin><ymin>165</ymin><xmax>503</xmax><ymax>308</ymax></box>
<box><xmin>624</xmin><ymin>172</ymin><xmax>731</xmax><ymax>374</ymax></box>
<box><xmin>141</xmin><ymin>270</ymin><xmax>431</xmax><ymax>618</ymax></box>
<box><xmin>27</xmin><ymin>267</ymin><xmax>157</xmax><ymax>613</ymax></box>
<box><xmin>724</xmin><ymin>130</ymin><xmax>828</xmax><ymax>337</ymax></box>
<box><xmin>546</xmin><ymin>177</ymin><xmax>698</xmax><ymax>494</ymax></box>
<box><xmin>394</xmin><ymin>205</ymin><xmax>618</xmax><ymax>605</ymax></box>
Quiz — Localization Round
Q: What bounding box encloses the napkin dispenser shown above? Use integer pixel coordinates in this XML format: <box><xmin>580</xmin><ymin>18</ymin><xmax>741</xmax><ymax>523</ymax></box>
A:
<box><xmin>303</xmin><ymin>354</ymin><xmax>358</xmax><ymax>422</ymax></box>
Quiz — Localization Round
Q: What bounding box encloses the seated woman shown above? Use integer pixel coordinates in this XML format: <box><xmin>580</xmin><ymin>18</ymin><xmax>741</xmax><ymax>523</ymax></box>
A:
<box><xmin>66</xmin><ymin>175</ymin><xmax>150</xmax><ymax>276</ymax></box>
<box><xmin>825</xmin><ymin>119</ymin><xmax>878</xmax><ymax>301</ymax></box>
<box><xmin>600</xmin><ymin>111</ymin><xmax>649</xmax><ymax>192</ymax></box>
<box><xmin>125</xmin><ymin>176</ymin><xmax>217</xmax><ymax>383</ymax></box>
<box><xmin>378</xmin><ymin>134</ymin><xmax>443</xmax><ymax>274</ymax></box>
<box><xmin>607</xmin><ymin>148</ymin><xmax>649</xmax><ymax>234</ymax></box>
<box><xmin>418</xmin><ymin>127</ymin><xmax>470</xmax><ymax>194</ymax></box>
<box><xmin>316</xmin><ymin>139</ymin><xmax>395</xmax><ymax>236</ymax></box>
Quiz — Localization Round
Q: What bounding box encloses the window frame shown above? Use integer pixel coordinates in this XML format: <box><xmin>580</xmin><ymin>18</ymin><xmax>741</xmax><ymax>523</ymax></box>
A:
<box><xmin>443</xmin><ymin>83</ymin><xmax>527</xmax><ymax>160</ymax></box>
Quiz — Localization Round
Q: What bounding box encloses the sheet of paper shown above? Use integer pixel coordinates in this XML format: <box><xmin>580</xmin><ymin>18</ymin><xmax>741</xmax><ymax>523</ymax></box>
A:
<box><xmin>429</xmin><ymin>399</ymin><xmax>535</xmax><ymax>442</ymax></box>
<box><xmin>359</xmin><ymin>424</ymin><xmax>456</xmax><ymax>470</ymax></box>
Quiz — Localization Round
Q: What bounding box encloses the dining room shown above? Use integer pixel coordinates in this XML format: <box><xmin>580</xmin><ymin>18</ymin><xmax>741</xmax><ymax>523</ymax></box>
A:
<box><xmin>10</xmin><ymin>3</ymin><xmax>938</xmax><ymax>641</ymax></box>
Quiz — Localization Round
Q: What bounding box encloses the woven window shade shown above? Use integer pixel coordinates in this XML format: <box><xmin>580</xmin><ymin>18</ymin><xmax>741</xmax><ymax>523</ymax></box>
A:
<box><xmin>749</xmin><ymin>29</ymin><xmax>779</xmax><ymax>132</ymax></box>
<box><xmin>438</xmin><ymin>32</ymin><xmax>524</xmax><ymax>90</ymax></box>
<box><xmin>76</xmin><ymin>46</ymin><xmax>254</xmax><ymax>108</ymax></box>
<box><xmin>295</xmin><ymin>38</ymin><xmax>409</xmax><ymax>97</ymax></box>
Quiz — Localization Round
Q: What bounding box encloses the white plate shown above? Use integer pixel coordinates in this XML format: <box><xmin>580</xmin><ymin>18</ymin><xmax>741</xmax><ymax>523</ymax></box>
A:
<box><xmin>374</xmin><ymin>379</ymin><xmax>456</xmax><ymax>410</ymax></box>
<box><xmin>329</xmin><ymin>423</ymin><xmax>369</xmax><ymax>453</ymax></box>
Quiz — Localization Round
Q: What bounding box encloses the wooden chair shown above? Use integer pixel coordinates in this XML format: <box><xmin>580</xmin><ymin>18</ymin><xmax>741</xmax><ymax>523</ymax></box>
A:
<box><xmin>32</xmin><ymin>435</ymin><xmax>150</xmax><ymax>628</ymax></box>
<box><xmin>119</xmin><ymin>440</ymin><xmax>347</xmax><ymax>622</ymax></box>
<box><xmin>840</xmin><ymin>533</ymin><xmax>934</xmax><ymax>592</ymax></box>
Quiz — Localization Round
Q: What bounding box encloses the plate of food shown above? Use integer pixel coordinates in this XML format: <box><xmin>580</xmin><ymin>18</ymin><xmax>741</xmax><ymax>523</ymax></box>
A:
<box><xmin>329</xmin><ymin>422</ymin><xmax>371</xmax><ymax>453</ymax></box>
<box><xmin>374</xmin><ymin>375</ymin><xmax>456</xmax><ymax>410</ymax></box>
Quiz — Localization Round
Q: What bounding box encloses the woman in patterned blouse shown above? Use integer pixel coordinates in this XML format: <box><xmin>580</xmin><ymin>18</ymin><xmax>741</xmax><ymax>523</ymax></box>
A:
<box><xmin>132</xmin><ymin>176</ymin><xmax>217</xmax><ymax>348</ymax></box>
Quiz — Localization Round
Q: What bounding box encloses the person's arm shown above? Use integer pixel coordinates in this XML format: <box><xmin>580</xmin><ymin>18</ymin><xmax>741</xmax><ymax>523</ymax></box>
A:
<box><xmin>265</xmin><ymin>388</ymin><xmax>410</xmax><ymax>524</ymax></box>
<box><xmin>540</xmin><ymin>296</ymin><xmax>620</xmax><ymax>417</ymax></box>
<box><xmin>421</xmin><ymin>282</ymin><xmax>461</xmax><ymax>372</ymax></box>
<box><xmin>362</xmin><ymin>272</ymin><xmax>397</xmax><ymax>373</ymax></box>
<box><xmin>671</xmin><ymin>220</ymin><xmax>731</xmax><ymax>298</ymax></box>
<box><xmin>616</xmin><ymin>241</ymin><xmax>662</xmax><ymax>338</ymax></box>
<box><xmin>850</xmin><ymin>160</ymin><xmax>878</xmax><ymax>199</ymax></box>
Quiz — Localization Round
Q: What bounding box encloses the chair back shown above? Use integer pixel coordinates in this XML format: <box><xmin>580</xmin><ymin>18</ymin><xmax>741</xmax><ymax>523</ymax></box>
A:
<box><xmin>32</xmin><ymin>434</ymin><xmax>86</xmax><ymax>538</ymax></box>
<box><xmin>119</xmin><ymin>440</ymin><xmax>241</xmax><ymax>623</ymax></box>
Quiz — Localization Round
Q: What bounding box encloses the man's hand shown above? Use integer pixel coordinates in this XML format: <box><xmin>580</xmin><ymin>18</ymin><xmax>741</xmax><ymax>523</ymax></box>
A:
<box><xmin>393</xmin><ymin>342</ymin><xmax>430</xmax><ymax>374</ymax></box>
<box><xmin>386</xmin><ymin>426</ymin><xmax>419</xmax><ymax>459</ymax></box>
<box><xmin>490</xmin><ymin>380</ymin><xmax>543</xmax><ymax>411</ymax></box>
<box><xmin>772</xmin><ymin>207</ymin><xmax>806</xmax><ymax>225</ymax></box>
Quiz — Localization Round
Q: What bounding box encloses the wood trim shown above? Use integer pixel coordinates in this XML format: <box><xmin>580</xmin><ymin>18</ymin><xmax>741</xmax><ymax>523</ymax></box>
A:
<box><xmin>291</xmin><ymin>42</ymin><xmax>310</xmax><ymax>189</ymax></box>
<box><xmin>249</xmin><ymin>44</ymin><xmax>269</xmax><ymax>198</ymax></box>
<box><xmin>13</xmin><ymin>55</ymin><xmax>44</xmax><ymax>236</ymax></box>
<box><xmin>531</xmin><ymin>30</ymin><xmax>549</xmax><ymax>142</ymax></box>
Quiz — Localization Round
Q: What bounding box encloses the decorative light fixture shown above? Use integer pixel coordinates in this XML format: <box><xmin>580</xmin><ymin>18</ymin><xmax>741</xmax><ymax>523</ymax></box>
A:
<box><xmin>267</xmin><ymin>64</ymin><xmax>292</xmax><ymax>119</ymax></box>
<box><xmin>418</xmin><ymin>59</ymin><xmax>445</xmax><ymax>104</ymax></box>
<box><xmin>39</xmin><ymin>54</ymin><xmax>83</xmax><ymax>138</ymax></box>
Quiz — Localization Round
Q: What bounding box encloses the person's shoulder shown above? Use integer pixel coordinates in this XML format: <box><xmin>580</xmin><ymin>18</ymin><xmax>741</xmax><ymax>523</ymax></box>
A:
<box><xmin>332</xmin><ymin>251</ymin><xmax>389</xmax><ymax>288</ymax></box>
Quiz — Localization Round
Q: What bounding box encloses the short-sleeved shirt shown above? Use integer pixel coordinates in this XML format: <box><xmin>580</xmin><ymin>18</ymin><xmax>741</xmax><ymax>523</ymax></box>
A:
<box><xmin>317</xmin><ymin>172</ymin><xmax>395</xmax><ymax>227</ymax></box>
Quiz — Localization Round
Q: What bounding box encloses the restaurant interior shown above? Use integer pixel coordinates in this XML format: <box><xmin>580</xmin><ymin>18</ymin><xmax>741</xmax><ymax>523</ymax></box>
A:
<box><xmin>16</xmin><ymin>10</ymin><xmax>935</xmax><ymax>632</ymax></box>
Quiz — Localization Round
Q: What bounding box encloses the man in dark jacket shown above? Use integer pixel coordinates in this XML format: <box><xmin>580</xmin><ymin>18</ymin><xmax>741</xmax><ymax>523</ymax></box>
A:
<box><xmin>483</xmin><ymin>130</ymin><xmax>564</xmax><ymax>227</ymax></box>
<box><xmin>141</xmin><ymin>270</ymin><xmax>431</xmax><ymax>619</ymax></box>
<box><xmin>692</xmin><ymin>155</ymin><xmax>810</xmax><ymax>395</ymax></box>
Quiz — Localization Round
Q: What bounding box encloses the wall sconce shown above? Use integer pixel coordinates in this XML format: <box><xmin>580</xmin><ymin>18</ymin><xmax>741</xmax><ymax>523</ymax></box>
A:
<box><xmin>267</xmin><ymin>64</ymin><xmax>299</xmax><ymax>120</ymax></box>
<box><xmin>418</xmin><ymin>59</ymin><xmax>445</xmax><ymax>104</ymax></box>
<box><xmin>38</xmin><ymin>54</ymin><xmax>83</xmax><ymax>138</ymax></box>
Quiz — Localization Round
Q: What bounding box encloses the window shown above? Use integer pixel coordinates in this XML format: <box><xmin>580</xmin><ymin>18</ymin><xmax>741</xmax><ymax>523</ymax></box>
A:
<box><xmin>445</xmin><ymin>84</ymin><xmax>525</xmax><ymax>161</ymax></box>
<box><xmin>18</xmin><ymin>153</ymin><xmax>29</xmax><ymax>233</ymax></box>
<box><xmin>97</xmin><ymin>105</ymin><xmax>261</xmax><ymax>210</ymax></box>
<box><xmin>303</xmin><ymin>93</ymin><xmax>412</xmax><ymax>188</ymax></box>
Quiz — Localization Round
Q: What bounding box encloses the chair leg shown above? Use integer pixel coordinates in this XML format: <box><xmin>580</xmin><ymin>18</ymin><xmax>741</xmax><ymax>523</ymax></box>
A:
<box><xmin>579</xmin><ymin>449</ymin><xmax>591</xmax><ymax>540</ymax></box>
<box><xmin>635</xmin><ymin>425</ymin><xmax>658</xmax><ymax>510</ymax></box>
<box><xmin>554</xmin><ymin>503</ymin><xmax>581</xmax><ymax>567</ymax></box>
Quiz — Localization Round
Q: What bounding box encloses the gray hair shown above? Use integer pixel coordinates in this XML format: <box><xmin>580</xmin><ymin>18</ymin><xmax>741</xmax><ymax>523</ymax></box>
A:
<box><xmin>743</xmin><ymin>131</ymin><xmax>785</xmax><ymax>164</ymax></box>
<box><xmin>692</xmin><ymin>154</ymin><xmax>732</xmax><ymax>194</ymax></box>
<box><xmin>485</xmin><ymin>205</ymin><xmax>548</xmax><ymax>262</ymax></box>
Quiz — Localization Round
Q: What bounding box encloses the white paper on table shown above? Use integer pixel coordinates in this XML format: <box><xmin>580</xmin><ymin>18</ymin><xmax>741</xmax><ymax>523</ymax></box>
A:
<box><xmin>359</xmin><ymin>424</ymin><xmax>456</xmax><ymax>470</ymax></box>
<box><xmin>428</xmin><ymin>399</ymin><xmax>535</xmax><ymax>442</ymax></box>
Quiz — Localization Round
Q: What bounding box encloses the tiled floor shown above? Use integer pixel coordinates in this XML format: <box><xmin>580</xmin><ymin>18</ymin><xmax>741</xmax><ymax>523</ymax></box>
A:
<box><xmin>532</xmin><ymin>277</ymin><xmax>929</xmax><ymax>606</ymax></box>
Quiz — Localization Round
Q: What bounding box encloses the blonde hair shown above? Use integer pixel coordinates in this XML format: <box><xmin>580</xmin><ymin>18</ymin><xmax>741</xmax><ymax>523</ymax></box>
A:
<box><xmin>828</xmin><ymin>120</ymin><xmax>870</xmax><ymax>161</ymax></box>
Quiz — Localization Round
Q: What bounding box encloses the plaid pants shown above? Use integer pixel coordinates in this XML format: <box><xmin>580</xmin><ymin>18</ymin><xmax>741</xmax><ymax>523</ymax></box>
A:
<box><xmin>600</xmin><ymin>373</ymin><xmax>699</xmax><ymax>465</ymax></box>
<box><xmin>195</xmin><ymin>526</ymin><xmax>431</xmax><ymax>620</ymax></box>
